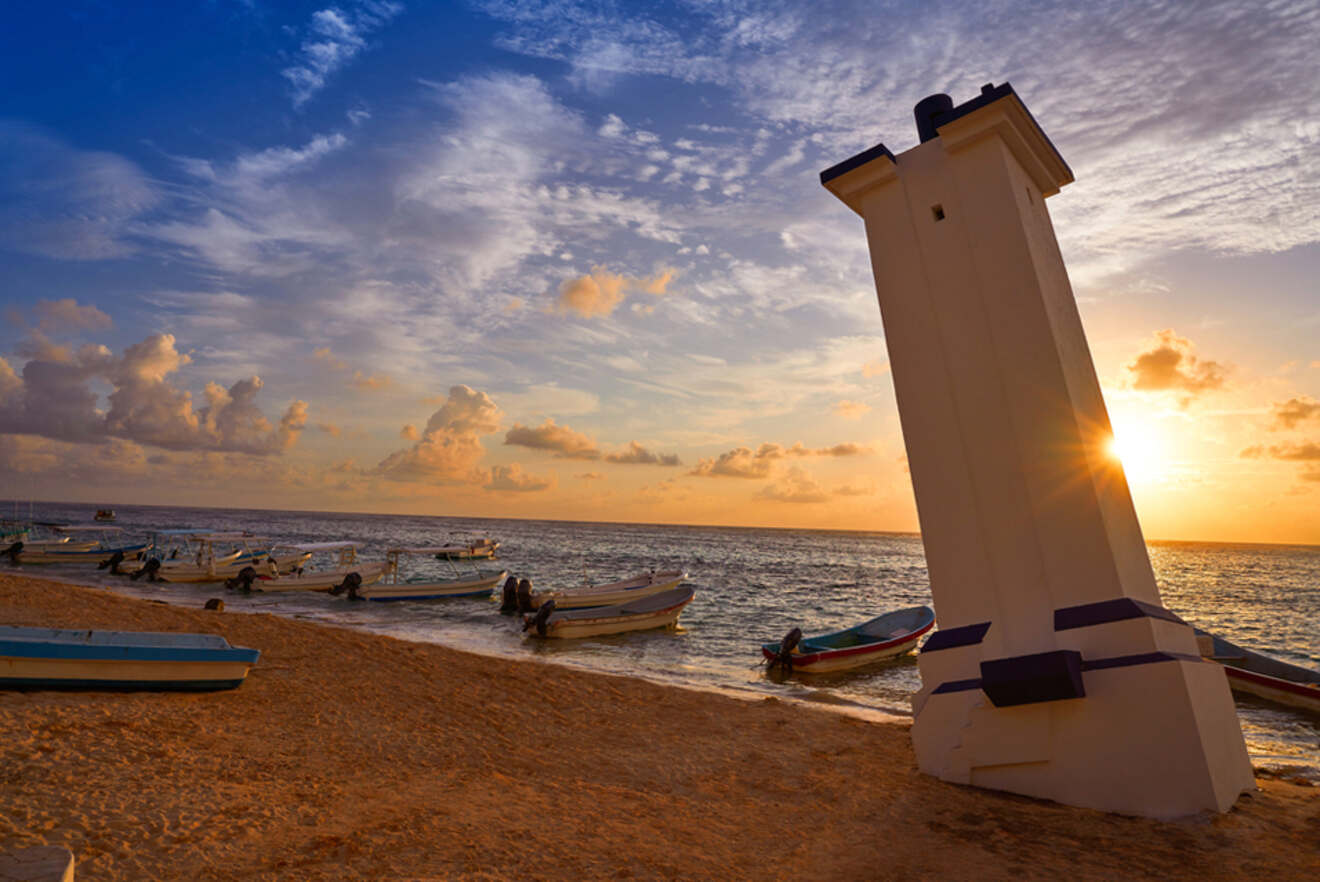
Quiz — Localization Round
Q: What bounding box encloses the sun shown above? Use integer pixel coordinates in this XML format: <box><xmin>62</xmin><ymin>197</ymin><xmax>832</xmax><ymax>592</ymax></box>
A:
<box><xmin>1105</xmin><ymin>420</ymin><xmax>1166</xmax><ymax>486</ymax></box>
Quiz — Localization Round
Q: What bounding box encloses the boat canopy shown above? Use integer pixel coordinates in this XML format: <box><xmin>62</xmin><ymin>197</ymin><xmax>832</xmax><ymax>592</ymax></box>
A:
<box><xmin>50</xmin><ymin>525</ymin><xmax>124</xmax><ymax>533</ymax></box>
<box><xmin>195</xmin><ymin>532</ymin><xmax>268</xmax><ymax>542</ymax></box>
<box><xmin>385</xmin><ymin>546</ymin><xmax>476</xmax><ymax>556</ymax></box>
<box><xmin>277</xmin><ymin>541</ymin><xmax>362</xmax><ymax>552</ymax></box>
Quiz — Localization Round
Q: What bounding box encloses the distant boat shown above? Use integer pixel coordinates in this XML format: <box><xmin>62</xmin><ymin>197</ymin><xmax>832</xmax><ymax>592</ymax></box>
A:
<box><xmin>527</xmin><ymin>569</ymin><xmax>688</xmax><ymax>611</ymax></box>
<box><xmin>93</xmin><ymin>509</ymin><xmax>115</xmax><ymax>521</ymax></box>
<box><xmin>354</xmin><ymin>547</ymin><xmax>508</xmax><ymax>601</ymax></box>
<box><xmin>0</xmin><ymin>626</ymin><xmax>259</xmax><ymax>691</ymax></box>
<box><xmin>523</xmin><ymin>586</ymin><xmax>695</xmax><ymax>639</ymax></box>
<box><xmin>1195</xmin><ymin>628</ymin><xmax>1320</xmax><ymax>715</ymax></box>
<box><xmin>762</xmin><ymin>605</ymin><xmax>936</xmax><ymax>674</ymax></box>
<box><xmin>433</xmin><ymin>538</ymin><xmax>500</xmax><ymax>560</ymax></box>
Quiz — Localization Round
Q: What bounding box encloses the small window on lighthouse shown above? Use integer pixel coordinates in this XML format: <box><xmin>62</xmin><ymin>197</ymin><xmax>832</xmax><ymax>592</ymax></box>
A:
<box><xmin>931</xmin><ymin>204</ymin><xmax>945</xmax><ymax>221</ymax></box>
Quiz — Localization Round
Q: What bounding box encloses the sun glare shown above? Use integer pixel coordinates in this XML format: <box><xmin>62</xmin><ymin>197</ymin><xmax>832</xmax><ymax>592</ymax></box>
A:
<box><xmin>1105</xmin><ymin>421</ymin><xmax>1166</xmax><ymax>485</ymax></box>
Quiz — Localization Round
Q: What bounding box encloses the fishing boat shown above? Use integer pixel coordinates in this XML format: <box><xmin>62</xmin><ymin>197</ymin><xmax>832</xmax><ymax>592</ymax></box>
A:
<box><xmin>228</xmin><ymin>541</ymin><xmax>387</xmax><ymax>594</ymax></box>
<box><xmin>526</xmin><ymin>569</ymin><xmax>688</xmax><ymax>611</ymax></box>
<box><xmin>0</xmin><ymin>625</ymin><xmax>259</xmax><ymax>690</ymax></box>
<box><xmin>523</xmin><ymin>586</ymin><xmax>695</xmax><ymax>639</ymax></box>
<box><xmin>433</xmin><ymin>537</ymin><xmax>500</xmax><ymax>560</ymax></box>
<box><xmin>4</xmin><ymin>526</ymin><xmax>150</xmax><ymax>565</ymax></box>
<box><xmin>93</xmin><ymin>509</ymin><xmax>116</xmax><ymax>522</ymax></box>
<box><xmin>122</xmin><ymin>532</ymin><xmax>300</xmax><ymax>583</ymax></box>
<box><xmin>1195</xmin><ymin>628</ymin><xmax>1320</xmax><ymax>715</ymax></box>
<box><xmin>3</xmin><ymin>523</ymin><xmax>104</xmax><ymax>554</ymax></box>
<box><xmin>353</xmin><ymin>547</ymin><xmax>508</xmax><ymax>601</ymax></box>
<box><xmin>762</xmin><ymin>605</ymin><xmax>936</xmax><ymax>674</ymax></box>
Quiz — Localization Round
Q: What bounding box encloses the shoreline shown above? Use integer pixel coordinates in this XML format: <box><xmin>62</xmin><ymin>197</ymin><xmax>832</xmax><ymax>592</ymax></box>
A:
<box><xmin>2</xmin><ymin>575</ymin><xmax>1318</xmax><ymax>880</ymax></box>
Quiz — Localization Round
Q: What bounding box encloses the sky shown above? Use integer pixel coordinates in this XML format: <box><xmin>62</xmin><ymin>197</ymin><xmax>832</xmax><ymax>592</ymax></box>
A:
<box><xmin>0</xmin><ymin>0</ymin><xmax>1317</xmax><ymax>543</ymax></box>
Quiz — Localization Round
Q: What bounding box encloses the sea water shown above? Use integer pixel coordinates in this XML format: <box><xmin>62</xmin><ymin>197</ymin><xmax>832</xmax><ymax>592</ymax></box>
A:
<box><xmin>11</xmin><ymin>502</ymin><xmax>1319</xmax><ymax>780</ymax></box>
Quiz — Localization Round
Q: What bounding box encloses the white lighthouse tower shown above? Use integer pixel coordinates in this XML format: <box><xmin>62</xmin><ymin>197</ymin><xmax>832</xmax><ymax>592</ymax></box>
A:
<box><xmin>820</xmin><ymin>84</ymin><xmax>1254</xmax><ymax>817</ymax></box>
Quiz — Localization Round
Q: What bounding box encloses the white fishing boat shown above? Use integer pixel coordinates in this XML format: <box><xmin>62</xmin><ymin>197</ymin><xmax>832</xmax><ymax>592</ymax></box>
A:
<box><xmin>227</xmin><ymin>541</ymin><xmax>387</xmax><ymax>594</ymax></box>
<box><xmin>4</xmin><ymin>523</ymin><xmax>104</xmax><ymax>554</ymax></box>
<box><xmin>122</xmin><ymin>532</ymin><xmax>297</xmax><ymax>583</ymax></box>
<box><xmin>525</xmin><ymin>569</ymin><xmax>688</xmax><ymax>611</ymax></box>
<box><xmin>4</xmin><ymin>526</ymin><xmax>150</xmax><ymax>565</ymax></box>
<box><xmin>352</xmin><ymin>548</ymin><xmax>508</xmax><ymax>601</ymax></box>
<box><xmin>0</xmin><ymin>625</ymin><xmax>258</xmax><ymax>690</ymax></box>
<box><xmin>523</xmin><ymin>587</ymin><xmax>695</xmax><ymax>639</ymax></box>
<box><xmin>1196</xmin><ymin>628</ymin><xmax>1320</xmax><ymax>715</ymax></box>
<box><xmin>433</xmin><ymin>537</ymin><xmax>500</xmax><ymax>560</ymax></box>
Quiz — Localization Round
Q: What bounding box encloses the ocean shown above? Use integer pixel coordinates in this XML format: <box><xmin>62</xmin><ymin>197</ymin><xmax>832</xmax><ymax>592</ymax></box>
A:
<box><xmin>10</xmin><ymin>501</ymin><xmax>1319</xmax><ymax>780</ymax></box>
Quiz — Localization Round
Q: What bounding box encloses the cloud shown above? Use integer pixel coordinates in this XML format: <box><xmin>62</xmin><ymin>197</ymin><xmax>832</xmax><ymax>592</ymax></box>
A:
<box><xmin>317</xmin><ymin>423</ymin><xmax>342</xmax><ymax>437</ymax></box>
<box><xmin>604</xmin><ymin>440</ymin><xmax>681</xmax><ymax>466</ymax></box>
<box><xmin>400</xmin><ymin>423</ymin><xmax>419</xmax><ymax>440</ymax></box>
<box><xmin>311</xmin><ymin>347</ymin><xmax>393</xmax><ymax>391</ymax></box>
<box><xmin>758</xmin><ymin>467</ymin><xmax>830</xmax><ymax>504</ymax></box>
<box><xmin>485</xmin><ymin>462</ymin><xmax>554</xmax><ymax>492</ymax></box>
<box><xmin>375</xmin><ymin>385</ymin><xmax>501</xmax><ymax>482</ymax></box>
<box><xmin>504</xmin><ymin>418</ymin><xmax>600</xmax><ymax>459</ymax></box>
<box><xmin>1242</xmin><ymin>442</ymin><xmax>1320</xmax><ymax>462</ymax></box>
<box><xmin>833</xmin><ymin>399</ymin><xmax>871</xmax><ymax>419</ymax></box>
<box><xmin>689</xmin><ymin>439</ymin><xmax>868</xmax><ymax>477</ymax></box>
<box><xmin>576</xmin><ymin>471</ymin><xmax>605</xmax><ymax>480</ymax></box>
<box><xmin>553</xmin><ymin>266</ymin><xmax>680</xmax><ymax>317</ymax></box>
<box><xmin>281</xmin><ymin>3</ymin><xmax>404</xmax><ymax>106</ymax></box>
<box><xmin>0</xmin><ymin>332</ymin><xmax>306</xmax><ymax>455</ymax></box>
<box><xmin>1126</xmin><ymin>330</ymin><xmax>1227</xmax><ymax>404</ymax></box>
<box><xmin>34</xmin><ymin>299</ymin><xmax>112</xmax><ymax>333</ymax></box>
<box><xmin>862</xmin><ymin>360</ymin><xmax>889</xmax><ymax>378</ymax></box>
<box><xmin>1271</xmin><ymin>396</ymin><xmax>1320</xmax><ymax>430</ymax></box>
<box><xmin>0</xmin><ymin>122</ymin><xmax>158</xmax><ymax>260</ymax></box>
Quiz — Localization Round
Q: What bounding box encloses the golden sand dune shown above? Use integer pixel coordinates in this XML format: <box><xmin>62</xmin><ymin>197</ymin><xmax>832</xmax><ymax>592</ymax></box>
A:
<box><xmin>1</xmin><ymin>575</ymin><xmax>1316</xmax><ymax>881</ymax></box>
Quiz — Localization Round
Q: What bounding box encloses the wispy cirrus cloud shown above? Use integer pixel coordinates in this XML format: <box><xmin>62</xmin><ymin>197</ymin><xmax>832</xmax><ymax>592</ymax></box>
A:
<box><xmin>282</xmin><ymin>3</ymin><xmax>405</xmax><ymax>107</ymax></box>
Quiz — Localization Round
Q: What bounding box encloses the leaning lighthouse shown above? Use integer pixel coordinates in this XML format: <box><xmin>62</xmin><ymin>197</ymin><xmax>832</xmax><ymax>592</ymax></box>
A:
<box><xmin>820</xmin><ymin>83</ymin><xmax>1254</xmax><ymax>817</ymax></box>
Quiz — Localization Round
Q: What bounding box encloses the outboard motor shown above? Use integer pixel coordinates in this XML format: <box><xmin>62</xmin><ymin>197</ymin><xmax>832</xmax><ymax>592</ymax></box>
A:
<box><xmin>97</xmin><ymin>550</ymin><xmax>126</xmax><ymax>574</ymax></box>
<box><xmin>499</xmin><ymin>575</ymin><xmax>520</xmax><ymax>613</ymax></box>
<box><xmin>516</xmin><ymin>577</ymin><xmax>536</xmax><ymax>613</ymax></box>
<box><xmin>3</xmin><ymin>541</ymin><xmax>23</xmax><ymax>564</ymax></box>
<box><xmin>768</xmin><ymin>627</ymin><xmax>804</xmax><ymax>674</ymax></box>
<box><xmin>329</xmin><ymin>571</ymin><xmax>364</xmax><ymax>600</ymax></box>
<box><xmin>131</xmin><ymin>557</ymin><xmax>162</xmax><ymax>582</ymax></box>
<box><xmin>524</xmin><ymin>599</ymin><xmax>557</xmax><ymax>637</ymax></box>
<box><xmin>225</xmin><ymin>566</ymin><xmax>259</xmax><ymax>593</ymax></box>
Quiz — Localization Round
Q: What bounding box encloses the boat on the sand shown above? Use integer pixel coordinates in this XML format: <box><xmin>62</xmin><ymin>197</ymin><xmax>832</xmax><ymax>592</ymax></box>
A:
<box><xmin>1195</xmin><ymin>628</ymin><xmax>1320</xmax><ymax>715</ymax></box>
<box><xmin>523</xmin><ymin>586</ymin><xmax>695</xmax><ymax>639</ymax></box>
<box><xmin>526</xmin><ymin>569</ymin><xmax>687</xmax><ymax>611</ymax></box>
<box><xmin>762</xmin><ymin>605</ymin><xmax>936</xmax><ymax>674</ymax></box>
<box><xmin>353</xmin><ymin>547</ymin><xmax>508</xmax><ymax>601</ymax></box>
<box><xmin>0</xmin><ymin>625</ymin><xmax>259</xmax><ymax>691</ymax></box>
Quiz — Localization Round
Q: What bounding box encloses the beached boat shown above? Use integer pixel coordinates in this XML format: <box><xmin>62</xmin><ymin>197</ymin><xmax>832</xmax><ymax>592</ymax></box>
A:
<box><xmin>228</xmin><ymin>541</ymin><xmax>387</xmax><ymax>594</ymax></box>
<box><xmin>353</xmin><ymin>548</ymin><xmax>508</xmax><ymax>601</ymax></box>
<box><xmin>0</xmin><ymin>625</ymin><xmax>259</xmax><ymax>690</ymax></box>
<box><xmin>1195</xmin><ymin>628</ymin><xmax>1320</xmax><ymax>715</ymax></box>
<box><xmin>433</xmin><ymin>537</ymin><xmax>500</xmax><ymax>560</ymax></box>
<box><xmin>121</xmin><ymin>532</ymin><xmax>299</xmax><ymax>583</ymax></box>
<box><xmin>526</xmin><ymin>569</ymin><xmax>688</xmax><ymax>611</ymax></box>
<box><xmin>523</xmin><ymin>586</ymin><xmax>694</xmax><ymax>639</ymax></box>
<box><xmin>762</xmin><ymin>605</ymin><xmax>936</xmax><ymax>674</ymax></box>
<box><xmin>5</xmin><ymin>526</ymin><xmax>150</xmax><ymax>565</ymax></box>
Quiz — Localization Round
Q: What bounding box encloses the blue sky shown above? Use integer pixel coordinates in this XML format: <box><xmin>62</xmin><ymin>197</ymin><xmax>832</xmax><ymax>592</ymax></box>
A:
<box><xmin>1</xmin><ymin>1</ymin><xmax>1318</xmax><ymax>540</ymax></box>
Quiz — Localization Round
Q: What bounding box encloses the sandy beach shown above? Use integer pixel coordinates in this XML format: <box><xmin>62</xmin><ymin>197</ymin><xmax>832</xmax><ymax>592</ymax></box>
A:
<box><xmin>1</xmin><ymin>575</ymin><xmax>1316</xmax><ymax>881</ymax></box>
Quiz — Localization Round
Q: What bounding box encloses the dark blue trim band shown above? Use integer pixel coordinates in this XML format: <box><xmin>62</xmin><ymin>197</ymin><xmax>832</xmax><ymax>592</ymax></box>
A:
<box><xmin>932</xmin><ymin>678</ymin><xmax>983</xmax><ymax>694</ymax></box>
<box><xmin>921</xmin><ymin>621</ymin><xmax>991</xmax><ymax>653</ymax></box>
<box><xmin>819</xmin><ymin>143</ymin><xmax>896</xmax><ymax>185</ymax></box>
<box><xmin>0</xmin><ymin>642</ymin><xmax>259</xmax><ymax>664</ymax></box>
<box><xmin>0</xmin><ymin>677</ymin><xmax>248</xmax><ymax>691</ymax></box>
<box><xmin>1054</xmin><ymin>598</ymin><xmax>1186</xmax><ymax>631</ymax></box>
<box><xmin>1079</xmin><ymin>651</ymin><xmax>1200</xmax><ymax>672</ymax></box>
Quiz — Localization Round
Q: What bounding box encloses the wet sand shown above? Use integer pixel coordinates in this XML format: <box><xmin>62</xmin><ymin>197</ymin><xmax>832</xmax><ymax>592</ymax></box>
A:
<box><xmin>1</xmin><ymin>575</ymin><xmax>1317</xmax><ymax>881</ymax></box>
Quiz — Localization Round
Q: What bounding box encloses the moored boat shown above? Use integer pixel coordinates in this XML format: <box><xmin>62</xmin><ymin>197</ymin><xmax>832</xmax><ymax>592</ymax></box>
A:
<box><xmin>122</xmin><ymin>532</ymin><xmax>297</xmax><ymax>583</ymax></box>
<box><xmin>433</xmin><ymin>537</ymin><xmax>500</xmax><ymax>560</ymax></box>
<box><xmin>526</xmin><ymin>569</ymin><xmax>687</xmax><ymax>611</ymax></box>
<box><xmin>93</xmin><ymin>509</ymin><xmax>116</xmax><ymax>522</ymax></box>
<box><xmin>523</xmin><ymin>586</ymin><xmax>695</xmax><ymax>639</ymax></box>
<box><xmin>228</xmin><ymin>541</ymin><xmax>387</xmax><ymax>594</ymax></box>
<box><xmin>4</xmin><ymin>526</ymin><xmax>149</xmax><ymax>565</ymax></box>
<box><xmin>0</xmin><ymin>626</ymin><xmax>259</xmax><ymax>690</ymax></box>
<box><xmin>353</xmin><ymin>547</ymin><xmax>508</xmax><ymax>601</ymax></box>
<box><xmin>1195</xmin><ymin>628</ymin><xmax>1320</xmax><ymax>715</ymax></box>
<box><xmin>762</xmin><ymin>605</ymin><xmax>936</xmax><ymax>674</ymax></box>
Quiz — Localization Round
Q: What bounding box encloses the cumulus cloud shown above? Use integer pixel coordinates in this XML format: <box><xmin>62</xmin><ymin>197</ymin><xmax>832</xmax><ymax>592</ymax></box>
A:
<box><xmin>604</xmin><ymin>440</ymin><xmax>681</xmax><ymax>466</ymax></box>
<box><xmin>400</xmin><ymin>423</ymin><xmax>419</xmax><ymax>440</ymax></box>
<box><xmin>504</xmin><ymin>418</ymin><xmax>600</xmax><ymax>459</ymax></box>
<box><xmin>757</xmin><ymin>466</ymin><xmax>830</xmax><ymax>503</ymax></box>
<box><xmin>0</xmin><ymin>332</ymin><xmax>306</xmax><ymax>455</ymax></box>
<box><xmin>689</xmin><ymin>440</ymin><xmax>868</xmax><ymax>478</ymax></box>
<box><xmin>282</xmin><ymin>2</ymin><xmax>404</xmax><ymax>106</ymax></box>
<box><xmin>1271</xmin><ymin>396</ymin><xmax>1320</xmax><ymax>430</ymax></box>
<box><xmin>375</xmin><ymin>385</ymin><xmax>501</xmax><ymax>483</ymax></box>
<box><xmin>485</xmin><ymin>462</ymin><xmax>554</xmax><ymax>492</ymax></box>
<box><xmin>1241</xmin><ymin>442</ymin><xmax>1320</xmax><ymax>462</ymax></box>
<box><xmin>1126</xmin><ymin>330</ymin><xmax>1228</xmax><ymax>404</ymax></box>
<box><xmin>833</xmin><ymin>399</ymin><xmax>871</xmax><ymax>419</ymax></box>
<box><xmin>554</xmin><ymin>266</ymin><xmax>679</xmax><ymax>318</ymax></box>
<box><xmin>34</xmin><ymin>298</ymin><xmax>112</xmax><ymax>332</ymax></box>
